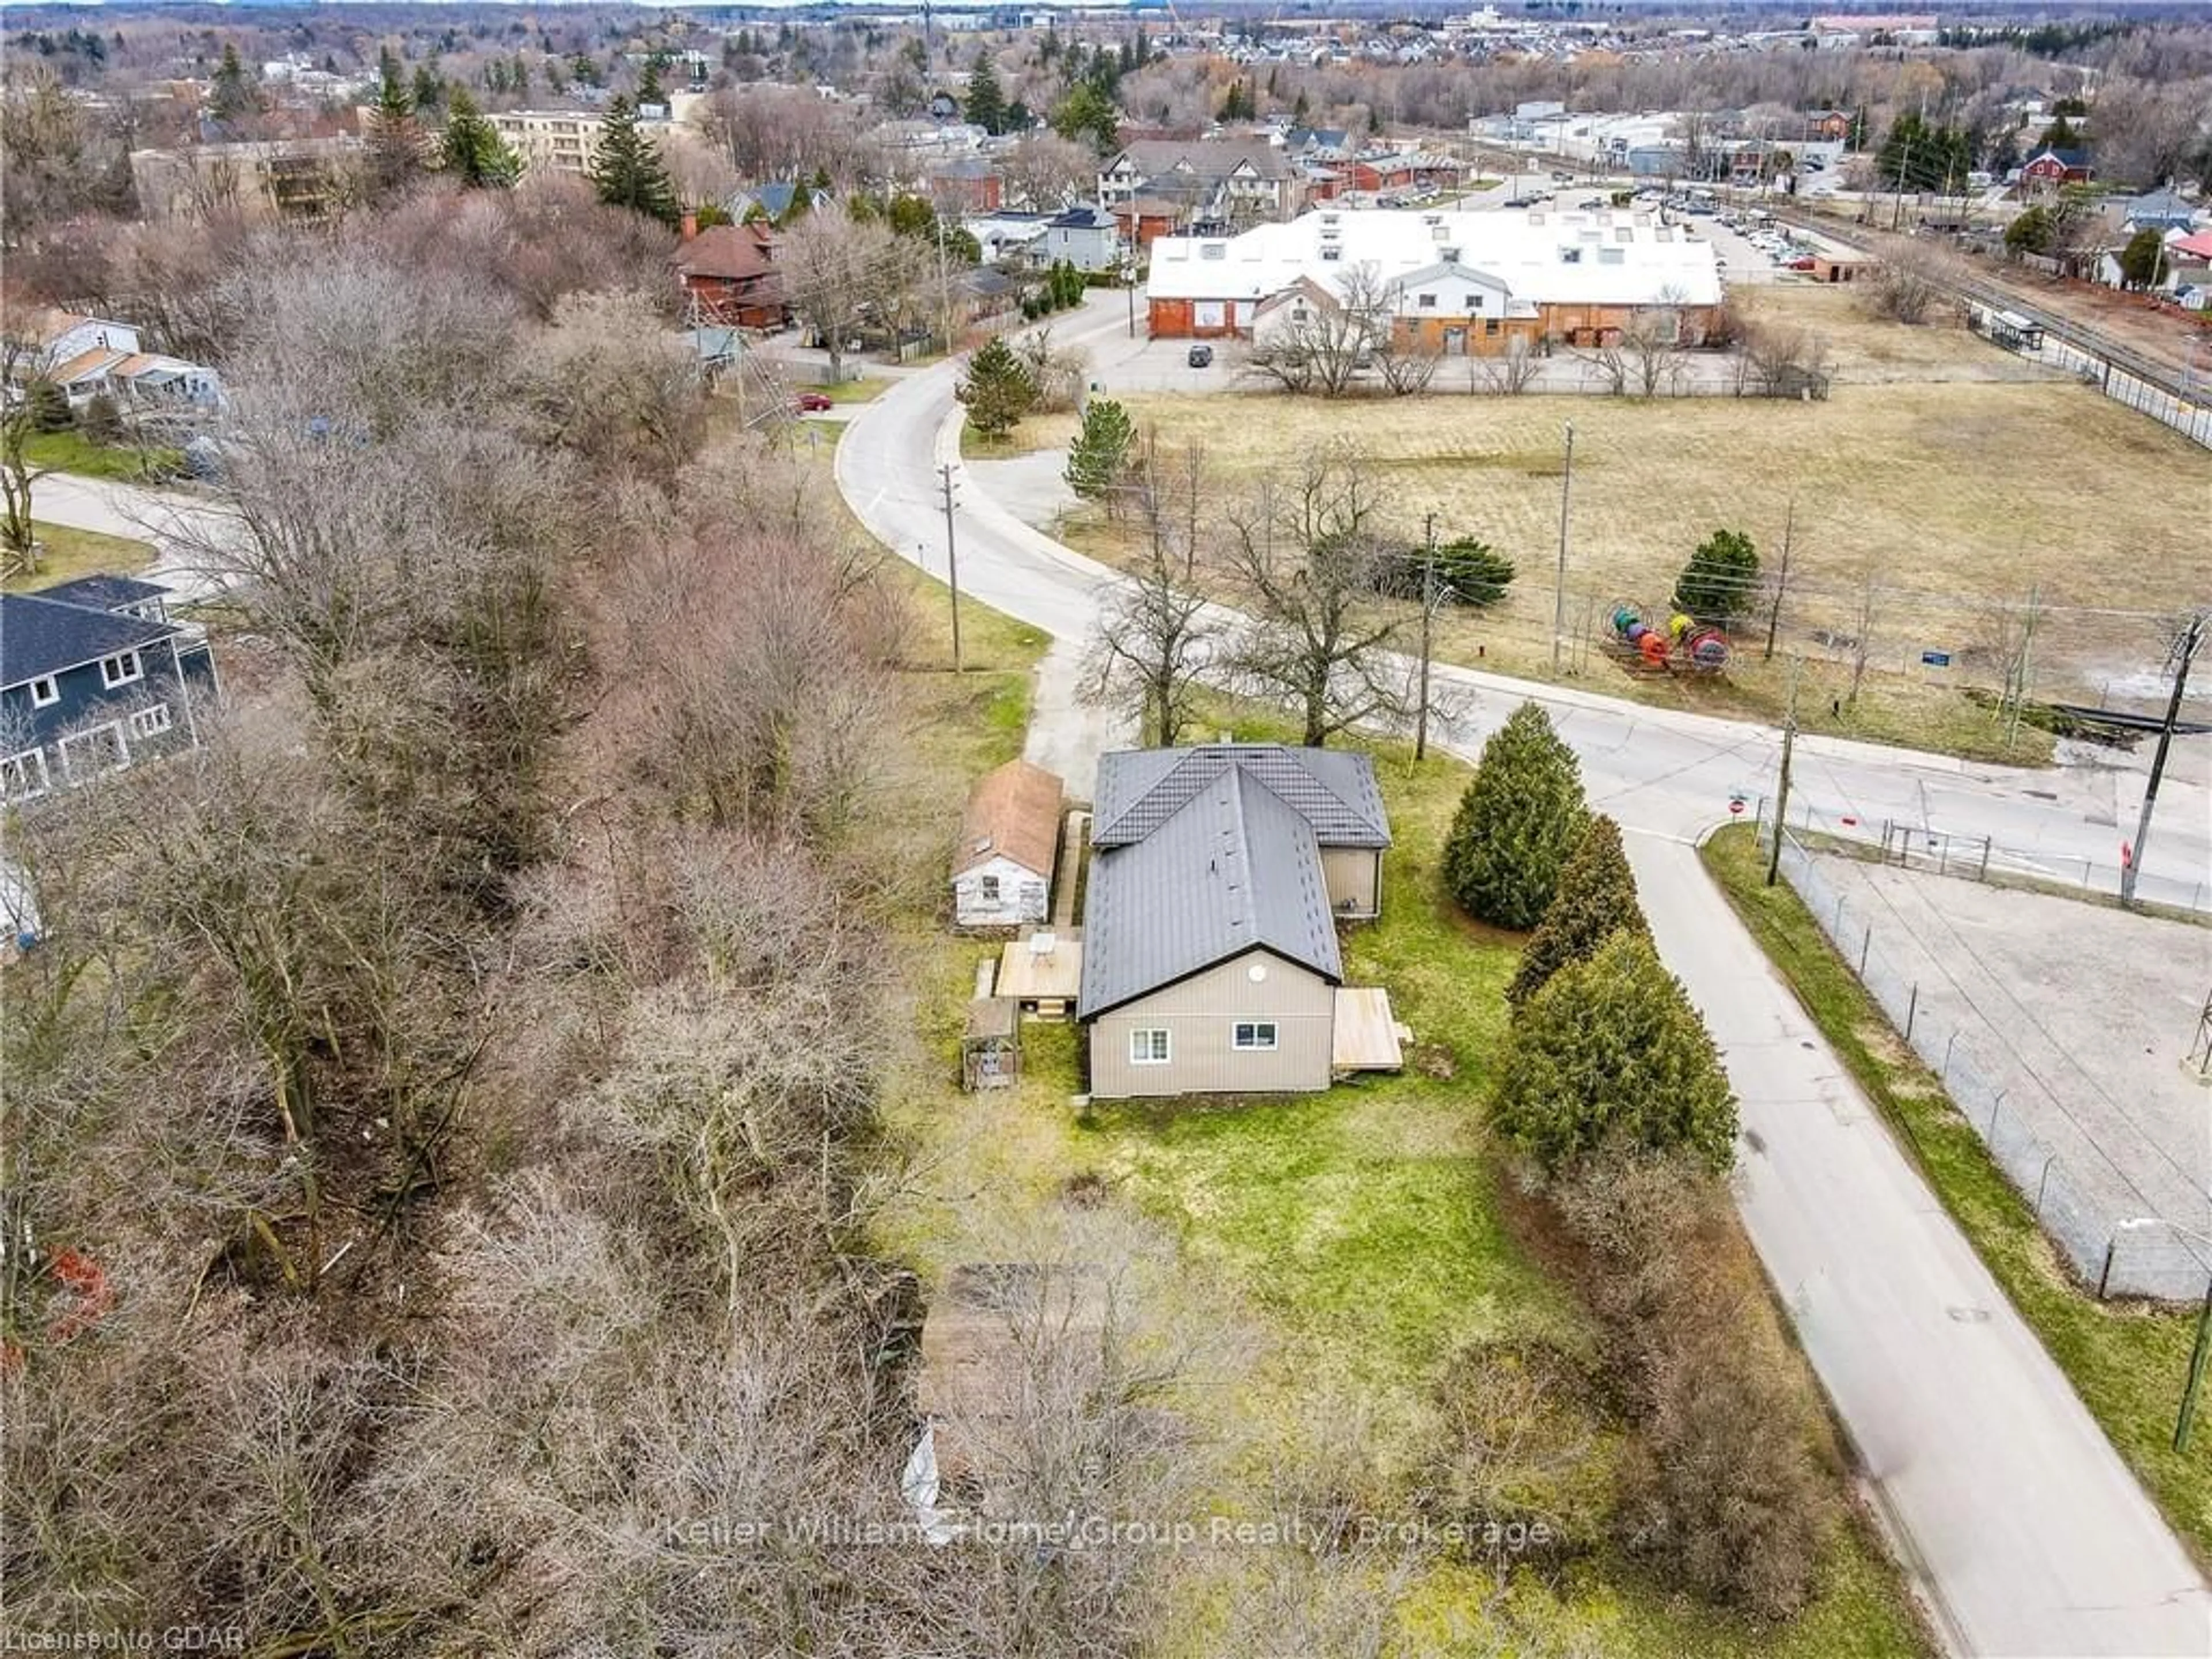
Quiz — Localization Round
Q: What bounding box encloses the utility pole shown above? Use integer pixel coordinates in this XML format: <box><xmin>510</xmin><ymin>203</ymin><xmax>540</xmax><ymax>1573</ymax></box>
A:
<box><xmin>938</xmin><ymin>463</ymin><xmax>964</xmax><ymax>673</ymax></box>
<box><xmin>1764</xmin><ymin>495</ymin><xmax>1794</xmax><ymax>661</ymax></box>
<box><xmin>1416</xmin><ymin>512</ymin><xmax>1437</xmax><ymax>761</ymax></box>
<box><xmin>2122</xmin><ymin>610</ymin><xmax>2207</xmax><ymax>907</ymax></box>
<box><xmin>1124</xmin><ymin>250</ymin><xmax>1137</xmax><ymax>338</ymax></box>
<box><xmin>1552</xmin><ymin>421</ymin><xmax>1574</xmax><ymax>676</ymax></box>
<box><xmin>1766</xmin><ymin>654</ymin><xmax>1802</xmax><ymax>887</ymax></box>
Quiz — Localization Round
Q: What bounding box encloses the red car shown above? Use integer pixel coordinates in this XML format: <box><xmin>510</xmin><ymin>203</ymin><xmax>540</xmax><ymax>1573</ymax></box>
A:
<box><xmin>794</xmin><ymin>390</ymin><xmax>833</xmax><ymax>412</ymax></box>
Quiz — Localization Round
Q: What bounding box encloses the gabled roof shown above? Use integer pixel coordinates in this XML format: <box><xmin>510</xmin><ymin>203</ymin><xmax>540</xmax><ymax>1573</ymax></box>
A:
<box><xmin>672</xmin><ymin>222</ymin><xmax>779</xmax><ymax>282</ymax></box>
<box><xmin>1</xmin><ymin>587</ymin><xmax>180</xmax><ymax>689</ymax></box>
<box><xmin>1108</xmin><ymin>139</ymin><xmax>1291</xmax><ymax>183</ymax></box>
<box><xmin>956</xmin><ymin>758</ymin><xmax>1062</xmax><ymax>879</ymax></box>
<box><xmin>2023</xmin><ymin>147</ymin><xmax>2091</xmax><ymax>171</ymax></box>
<box><xmin>47</xmin><ymin>347</ymin><xmax>130</xmax><ymax>387</ymax></box>
<box><xmin>1093</xmin><ymin>744</ymin><xmax>1391</xmax><ymax>850</ymax></box>
<box><xmin>37</xmin><ymin>574</ymin><xmax>171</xmax><ymax>613</ymax></box>
<box><xmin>1077</xmin><ymin>765</ymin><xmax>1343</xmax><ymax>1018</ymax></box>
<box><xmin>1047</xmin><ymin>205</ymin><xmax>1115</xmax><ymax>231</ymax></box>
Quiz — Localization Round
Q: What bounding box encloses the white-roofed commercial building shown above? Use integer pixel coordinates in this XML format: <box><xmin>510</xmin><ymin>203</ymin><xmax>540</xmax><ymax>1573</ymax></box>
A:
<box><xmin>1145</xmin><ymin>205</ymin><xmax>1725</xmax><ymax>353</ymax></box>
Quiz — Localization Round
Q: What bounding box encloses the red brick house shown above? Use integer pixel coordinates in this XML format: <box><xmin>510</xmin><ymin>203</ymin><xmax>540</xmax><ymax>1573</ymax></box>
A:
<box><xmin>1112</xmin><ymin>196</ymin><xmax>1183</xmax><ymax>248</ymax></box>
<box><xmin>671</xmin><ymin>217</ymin><xmax>787</xmax><ymax>329</ymax></box>
<box><xmin>927</xmin><ymin>157</ymin><xmax>1003</xmax><ymax>214</ymax></box>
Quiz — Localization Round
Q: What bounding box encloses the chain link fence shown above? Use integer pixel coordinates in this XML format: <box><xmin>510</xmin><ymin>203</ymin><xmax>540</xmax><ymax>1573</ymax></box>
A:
<box><xmin>1759</xmin><ymin>813</ymin><xmax>2212</xmax><ymax>1300</ymax></box>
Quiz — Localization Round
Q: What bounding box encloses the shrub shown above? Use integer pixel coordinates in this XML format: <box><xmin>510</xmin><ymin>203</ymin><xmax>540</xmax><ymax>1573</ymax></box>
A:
<box><xmin>1433</xmin><ymin>537</ymin><xmax>1515</xmax><ymax>608</ymax></box>
<box><xmin>1493</xmin><ymin>931</ymin><xmax>1737</xmax><ymax>1177</ymax></box>
<box><xmin>1442</xmin><ymin>702</ymin><xmax>1588</xmax><ymax>929</ymax></box>
<box><xmin>1505</xmin><ymin>816</ymin><xmax>1646</xmax><ymax>1007</ymax></box>
<box><xmin>956</xmin><ymin>335</ymin><xmax>1034</xmax><ymax>440</ymax></box>
<box><xmin>27</xmin><ymin>378</ymin><xmax>73</xmax><ymax>434</ymax></box>
<box><xmin>1672</xmin><ymin>527</ymin><xmax>1759</xmax><ymax>625</ymax></box>
<box><xmin>1618</xmin><ymin>1331</ymin><xmax>1837</xmax><ymax>1619</ymax></box>
<box><xmin>79</xmin><ymin>393</ymin><xmax>126</xmax><ymax>448</ymax></box>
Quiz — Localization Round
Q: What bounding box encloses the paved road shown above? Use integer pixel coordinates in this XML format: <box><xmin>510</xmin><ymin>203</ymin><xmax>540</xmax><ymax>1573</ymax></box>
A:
<box><xmin>836</xmin><ymin>293</ymin><xmax>2212</xmax><ymax>1656</ymax></box>
<box><xmin>30</xmin><ymin>470</ymin><xmax>235</xmax><ymax>603</ymax></box>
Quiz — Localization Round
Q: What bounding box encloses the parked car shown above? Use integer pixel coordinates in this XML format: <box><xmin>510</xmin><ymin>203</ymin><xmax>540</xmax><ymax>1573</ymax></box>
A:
<box><xmin>1786</xmin><ymin>256</ymin><xmax>1819</xmax><ymax>271</ymax></box>
<box><xmin>794</xmin><ymin>390</ymin><xmax>833</xmax><ymax>412</ymax></box>
<box><xmin>1187</xmin><ymin>344</ymin><xmax>1214</xmax><ymax>368</ymax></box>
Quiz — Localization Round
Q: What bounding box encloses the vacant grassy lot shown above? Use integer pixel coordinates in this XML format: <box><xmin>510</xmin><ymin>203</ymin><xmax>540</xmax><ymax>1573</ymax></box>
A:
<box><xmin>877</xmin><ymin>683</ymin><xmax>1929</xmax><ymax>1654</ymax></box>
<box><xmin>1704</xmin><ymin>824</ymin><xmax>2212</xmax><ymax>1567</ymax></box>
<box><xmin>1044</xmin><ymin>294</ymin><xmax>2198</xmax><ymax>755</ymax></box>
<box><xmin>4</xmin><ymin>522</ymin><xmax>155</xmax><ymax>593</ymax></box>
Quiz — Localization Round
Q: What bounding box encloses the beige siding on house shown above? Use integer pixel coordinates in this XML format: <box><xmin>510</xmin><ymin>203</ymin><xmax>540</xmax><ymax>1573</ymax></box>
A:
<box><xmin>1087</xmin><ymin>950</ymin><xmax>1336</xmax><ymax>1099</ymax></box>
<box><xmin>1320</xmin><ymin>846</ymin><xmax>1381</xmax><ymax>918</ymax></box>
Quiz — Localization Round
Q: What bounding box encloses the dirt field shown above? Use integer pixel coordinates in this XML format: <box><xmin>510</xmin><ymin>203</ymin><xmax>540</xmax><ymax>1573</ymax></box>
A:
<box><xmin>1802</xmin><ymin>851</ymin><xmax>2212</xmax><ymax>1297</ymax></box>
<box><xmin>1050</xmin><ymin>294</ymin><xmax>2203</xmax><ymax>754</ymax></box>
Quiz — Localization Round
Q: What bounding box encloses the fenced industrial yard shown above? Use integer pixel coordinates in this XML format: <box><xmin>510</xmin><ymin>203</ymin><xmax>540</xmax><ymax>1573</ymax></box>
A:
<box><xmin>1762</xmin><ymin>815</ymin><xmax>2212</xmax><ymax>1300</ymax></box>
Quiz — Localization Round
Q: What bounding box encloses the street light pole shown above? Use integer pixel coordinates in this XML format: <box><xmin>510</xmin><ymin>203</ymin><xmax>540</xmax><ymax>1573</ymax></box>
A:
<box><xmin>1552</xmin><ymin>422</ymin><xmax>1574</xmax><ymax>676</ymax></box>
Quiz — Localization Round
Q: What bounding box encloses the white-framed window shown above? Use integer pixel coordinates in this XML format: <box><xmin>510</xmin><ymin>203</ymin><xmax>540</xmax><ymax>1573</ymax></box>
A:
<box><xmin>99</xmin><ymin>650</ymin><xmax>142</xmax><ymax>690</ymax></box>
<box><xmin>1232</xmin><ymin>1021</ymin><xmax>1279</xmax><ymax>1052</ymax></box>
<box><xmin>978</xmin><ymin>873</ymin><xmax>1001</xmax><ymax>902</ymax></box>
<box><xmin>29</xmin><ymin>676</ymin><xmax>59</xmax><ymax>708</ymax></box>
<box><xmin>1129</xmin><ymin>1028</ymin><xmax>1171</xmax><ymax>1065</ymax></box>
<box><xmin>129</xmin><ymin>703</ymin><xmax>172</xmax><ymax>739</ymax></box>
<box><xmin>0</xmin><ymin>748</ymin><xmax>50</xmax><ymax>800</ymax></box>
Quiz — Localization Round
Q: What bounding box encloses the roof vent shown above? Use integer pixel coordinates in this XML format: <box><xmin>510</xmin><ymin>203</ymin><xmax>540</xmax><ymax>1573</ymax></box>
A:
<box><xmin>1029</xmin><ymin>931</ymin><xmax>1057</xmax><ymax>957</ymax></box>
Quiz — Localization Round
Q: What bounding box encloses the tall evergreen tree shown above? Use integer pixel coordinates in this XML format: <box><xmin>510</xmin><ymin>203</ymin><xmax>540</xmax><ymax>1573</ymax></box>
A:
<box><xmin>368</xmin><ymin>47</ymin><xmax>424</xmax><ymax>196</ymax></box>
<box><xmin>441</xmin><ymin>88</ymin><xmax>522</xmax><ymax>188</ymax></box>
<box><xmin>1494</xmin><ymin>930</ymin><xmax>1738</xmax><ymax>1177</ymax></box>
<box><xmin>590</xmin><ymin>93</ymin><xmax>679</xmax><ymax>228</ymax></box>
<box><xmin>1442</xmin><ymin>702</ymin><xmax>1590</xmax><ymax>930</ymax></box>
<box><xmin>1506</xmin><ymin>816</ymin><xmax>1647</xmax><ymax>1007</ymax></box>
<box><xmin>209</xmin><ymin>43</ymin><xmax>256</xmax><ymax>126</ymax></box>
<box><xmin>956</xmin><ymin>336</ymin><xmax>1035</xmax><ymax>440</ymax></box>
<box><xmin>964</xmin><ymin>50</ymin><xmax>1006</xmax><ymax>134</ymax></box>
<box><xmin>411</xmin><ymin>62</ymin><xmax>444</xmax><ymax>115</ymax></box>
<box><xmin>1064</xmin><ymin>396</ymin><xmax>1135</xmax><ymax>503</ymax></box>
<box><xmin>637</xmin><ymin>55</ymin><xmax>666</xmax><ymax>108</ymax></box>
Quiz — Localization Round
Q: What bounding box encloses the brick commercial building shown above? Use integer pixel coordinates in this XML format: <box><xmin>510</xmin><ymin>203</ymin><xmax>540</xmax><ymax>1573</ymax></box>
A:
<box><xmin>1143</xmin><ymin>206</ymin><xmax>1724</xmax><ymax>352</ymax></box>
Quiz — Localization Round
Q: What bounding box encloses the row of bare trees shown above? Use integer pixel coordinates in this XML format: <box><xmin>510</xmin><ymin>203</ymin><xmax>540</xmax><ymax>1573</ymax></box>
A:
<box><xmin>1085</xmin><ymin>439</ymin><xmax>1444</xmax><ymax>749</ymax></box>
<box><xmin>0</xmin><ymin>194</ymin><xmax>1197</xmax><ymax>1655</ymax></box>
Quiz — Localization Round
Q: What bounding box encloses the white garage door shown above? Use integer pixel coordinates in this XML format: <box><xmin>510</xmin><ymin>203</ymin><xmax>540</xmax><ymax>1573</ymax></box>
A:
<box><xmin>1194</xmin><ymin>301</ymin><xmax>1224</xmax><ymax>329</ymax></box>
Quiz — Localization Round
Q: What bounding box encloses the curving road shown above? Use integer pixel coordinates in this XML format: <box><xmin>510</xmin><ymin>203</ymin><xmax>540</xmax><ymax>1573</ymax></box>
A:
<box><xmin>836</xmin><ymin>295</ymin><xmax>2212</xmax><ymax>1657</ymax></box>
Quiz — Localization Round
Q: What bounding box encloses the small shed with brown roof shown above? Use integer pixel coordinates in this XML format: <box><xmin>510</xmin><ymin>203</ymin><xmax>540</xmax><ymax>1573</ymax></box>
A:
<box><xmin>952</xmin><ymin>758</ymin><xmax>1063</xmax><ymax>929</ymax></box>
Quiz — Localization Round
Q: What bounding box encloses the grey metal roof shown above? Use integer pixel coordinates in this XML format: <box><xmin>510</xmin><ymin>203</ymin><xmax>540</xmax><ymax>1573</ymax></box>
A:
<box><xmin>1092</xmin><ymin>744</ymin><xmax>1391</xmax><ymax>850</ymax></box>
<box><xmin>1077</xmin><ymin>766</ymin><xmax>1342</xmax><ymax>1018</ymax></box>
<box><xmin>1</xmin><ymin>589</ymin><xmax>179</xmax><ymax>690</ymax></box>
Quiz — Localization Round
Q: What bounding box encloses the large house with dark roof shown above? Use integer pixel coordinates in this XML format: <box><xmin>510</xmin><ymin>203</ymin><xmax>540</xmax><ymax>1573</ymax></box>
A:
<box><xmin>1</xmin><ymin>575</ymin><xmax>218</xmax><ymax>802</ymax></box>
<box><xmin>1077</xmin><ymin>744</ymin><xmax>1393</xmax><ymax>1099</ymax></box>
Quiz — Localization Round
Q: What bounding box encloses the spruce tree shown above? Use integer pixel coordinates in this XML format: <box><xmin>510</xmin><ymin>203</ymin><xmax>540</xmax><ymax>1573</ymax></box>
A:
<box><xmin>441</xmin><ymin>89</ymin><xmax>522</xmax><ymax>188</ymax></box>
<box><xmin>1065</xmin><ymin>396</ymin><xmax>1135</xmax><ymax>503</ymax></box>
<box><xmin>209</xmin><ymin>43</ymin><xmax>256</xmax><ymax>126</ymax></box>
<box><xmin>1494</xmin><ymin>930</ymin><xmax>1738</xmax><ymax>1177</ymax></box>
<box><xmin>1506</xmin><ymin>816</ymin><xmax>1647</xmax><ymax>1007</ymax></box>
<box><xmin>637</xmin><ymin>55</ymin><xmax>666</xmax><ymax>108</ymax></box>
<box><xmin>964</xmin><ymin>50</ymin><xmax>1006</xmax><ymax>134</ymax></box>
<box><xmin>590</xmin><ymin>94</ymin><xmax>679</xmax><ymax>228</ymax></box>
<box><xmin>1434</xmin><ymin>537</ymin><xmax>1514</xmax><ymax>608</ymax></box>
<box><xmin>957</xmin><ymin>336</ymin><xmax>1035</xmax><ymax>440</ymax></box>
<box><xmin>1442</xmin><ymin>702</ymin><xmax>1590</xmax><ymax>930</ymax></box>
<box><xmin>368</xmin><ymin>49</ymin><xmax>423</xmax><ymax>198</ymax></box>
<box><xmin>1672</xmin><ymin>528</ymin><xmax>1759</xmax><ymax>625</ymax></box>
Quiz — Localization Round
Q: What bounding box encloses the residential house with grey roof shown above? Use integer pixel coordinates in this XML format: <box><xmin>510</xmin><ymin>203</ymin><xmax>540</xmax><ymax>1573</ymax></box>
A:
<box><xmin>1077</xmin><ymin>744</ymin><xmax>1396</xmax><ymax>1099</ymax></box>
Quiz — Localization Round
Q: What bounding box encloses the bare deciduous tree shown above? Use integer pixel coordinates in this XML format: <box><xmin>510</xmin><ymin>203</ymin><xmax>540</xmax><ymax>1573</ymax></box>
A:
<box><xmin>1473</xmin><ymin>335</ymin><xmax>1543</xmax><ymax>395</ymax></box>
<box><xmin>1221</xmin><ymin>442</ymin><xmax>1416</xmax><ymax>747</ymax></box>
<box><xmin>1082</xmin><ymin>543</ymin><xmax>1221</xmax><ymax>748</ymax></box>
<box><xmin>781</xmin><ymin>210</ymin><xmax>922</xmax><ymax>383</ymax></box>
<box><xmin>1246</xmin><ymin>264</ymin><xmax>1388</xmax><ymax>397</ymax></box>
<box><xmin>1373</xmin><ymin>333</ymin><xmax>1443</xmax><ymax>396</ymax></box>
<box><xmin>998</xmin><ymin>131</ymin><xmax>1098</xmax><ymax>211</ymax></box>
<box><xmin>1</xmin><ymin>336</ymin><xmax>54</xmax><ymax>575</ymax></box>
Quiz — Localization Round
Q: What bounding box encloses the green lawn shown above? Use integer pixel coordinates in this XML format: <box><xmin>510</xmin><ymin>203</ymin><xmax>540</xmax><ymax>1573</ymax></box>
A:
<box><xmin>4</xmin><ymin>521</ymin><xmax>156</xmax><ymax>592</ymax></box>
<box><xmin>1703</xmin><ymin>823</ymin><xmax>2212</xmax><ymax>1567</ymax></box>
<box><xmin>22</xmin><ymin>429</ymin><xmax>184</xmax><ymax>483</ymax></box>
<box><xmin>878</xmin><ymin>693</ymin><xmax>1928</xmax><ymax>1656</ymax></box>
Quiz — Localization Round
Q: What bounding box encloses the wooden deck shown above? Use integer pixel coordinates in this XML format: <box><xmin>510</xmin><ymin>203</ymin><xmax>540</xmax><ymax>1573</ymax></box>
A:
<box><xmin>995</xmin><ymin>928</ymin><xmax>1082</xmax><ymax>1016</ymax></box>
<box><xmin>1332</xmin><ymin>987</ymin><xmax>1408</xmax><ymax>1073</ymax></box>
